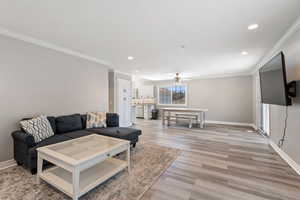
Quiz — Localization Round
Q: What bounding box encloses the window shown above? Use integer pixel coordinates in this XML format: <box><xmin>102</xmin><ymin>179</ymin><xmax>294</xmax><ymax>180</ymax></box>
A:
<box><xmin>158</xmin><ymin>85</ymin><xmax>187</xmax><ymax>106</ymax></box>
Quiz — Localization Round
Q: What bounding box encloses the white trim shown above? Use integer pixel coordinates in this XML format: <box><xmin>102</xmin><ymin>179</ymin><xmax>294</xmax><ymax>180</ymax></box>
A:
<box><xmin>157</xmin><ymin>104</ymin><xmax>188</xmax><ymax>107</ymax></box>
<box><xmin>114</xmin><ymin>70</ymin><xmax>134</xmax><ymax>78</ymax></box>
<box><xmin>157</xmin><ymin>84</ymin><xmax>188</xmax><ymax>107</ymax></box>
<box><xmin>206</xmin><ymin>120</ymin><xmax>254</xmax><ymax>128</ymax></box>
<box><xmin>188</xmin><ymin>72</ymin><xmax>252</xmax><ymax>81</ymax></box>
<box><xmin>251</xmin><ymin>16</ymin><xmax>300</xmax><ymax>74</ymax></box>
<box><xmin>251</xmin><ymin>124</ymin><xmax>258</xmax><ymax>130</ymax></box>
<box><xmin>146</xmin><ymin>72</ymin><xmax>252</xmax><ymax>82</ymax></box>
<box><xmin>0</xmin><ymin>27</ymin><xmax>111</xmax><ymax>67</ymax></box>
<box><xmin>0</xmin><ymin>159</ymin><xmax>16</xmax><ymax>171</ymax></box>
<box><xmin>269</xmin><ymin>140</ymin><xmax>300</xmax><ymax>175</ymax></box>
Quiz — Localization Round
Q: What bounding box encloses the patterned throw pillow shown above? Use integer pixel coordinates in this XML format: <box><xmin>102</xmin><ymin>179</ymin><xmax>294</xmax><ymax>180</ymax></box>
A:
<box><xmin>86</xmin><ymin>112</ymin><xmax>107</xmax><ymax>129</ymax></box>
<box><xmin>20</xmin><ymin>115</ymin><xmax>55</xmax><ymax>143</ymax></box>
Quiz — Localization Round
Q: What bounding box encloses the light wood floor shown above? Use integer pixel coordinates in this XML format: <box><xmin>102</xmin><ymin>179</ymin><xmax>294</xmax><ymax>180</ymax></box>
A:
<box><xmin>134</xmin><ymin>119</ymin><xmax>300</xmax><ymax>200</ymax></box>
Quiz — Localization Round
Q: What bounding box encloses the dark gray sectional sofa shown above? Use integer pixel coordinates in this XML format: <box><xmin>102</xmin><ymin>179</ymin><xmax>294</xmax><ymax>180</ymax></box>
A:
<box><xmin>11</xmin><ymin>113</ymin><xmax>141</xmax><ymax>174</ymax></box>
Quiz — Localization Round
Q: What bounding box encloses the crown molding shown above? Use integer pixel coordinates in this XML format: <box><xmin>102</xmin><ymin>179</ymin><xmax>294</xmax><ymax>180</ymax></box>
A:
<box><xmin>251</xmin><ymin>16</ymin><xmax>300</xmax><ymax>74</ymax></box>
<box><xmin>145</xmin><ymin>71</ymin><xmax>252</xmax><ymax>82</ymax></box>
<box><xmin>113</xmin><ymin>70</ymin><xmax>134</xmax><ymax>78</ymax></box>
<box><xmin>0</xmin><ymin>27</ymin><xmax>111</xmax><ymax>67</ymax></box>
<box><xmin>188</xmin><ymin>72</ymin><xmax>252</xmax><ymax>80</ymax></box>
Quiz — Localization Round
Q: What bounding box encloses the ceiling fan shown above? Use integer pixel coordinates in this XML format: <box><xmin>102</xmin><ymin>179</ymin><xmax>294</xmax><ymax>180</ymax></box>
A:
<box><xmin>172</xmin><ymin>45</ymin><xmax>192</xmax><ymax>83</ymax></box>
<box><xmin>174</xmin><ymin>73</ymin><xmax>191</xmax><ymax>84</ymax></box>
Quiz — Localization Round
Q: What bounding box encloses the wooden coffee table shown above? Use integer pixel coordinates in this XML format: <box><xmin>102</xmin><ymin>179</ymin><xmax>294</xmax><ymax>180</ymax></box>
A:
<box><xmin>36</xmin><ymin>134</ymin><xmax>130</xmax><ymax>200</ymax></box>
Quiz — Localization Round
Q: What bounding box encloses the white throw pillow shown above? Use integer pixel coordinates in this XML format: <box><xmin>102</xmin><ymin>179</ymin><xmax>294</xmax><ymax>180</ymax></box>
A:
<box><xmin>86</xmin><ymin>112</ymin><xmax>107</xmax><ymax>128</ymax></box>
<box><xmin>20</xmin><ymin>115</ymin><xmax>55</xmax><ymax>143</ymax></box>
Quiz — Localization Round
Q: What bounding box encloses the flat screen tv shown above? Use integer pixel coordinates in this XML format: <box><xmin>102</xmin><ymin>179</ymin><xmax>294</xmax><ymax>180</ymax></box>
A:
<box><xmin>259</xmin><ymin>52</ymin><xmax>291</xmax><ymax>106</ymax></box>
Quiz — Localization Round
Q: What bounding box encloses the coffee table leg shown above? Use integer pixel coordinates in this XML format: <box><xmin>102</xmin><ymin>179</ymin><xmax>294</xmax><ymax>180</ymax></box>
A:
<box><xmin>127</xmin><ymin>145</ymin><xmax>131</xmax><ymax>174</ymax></box>
<box><xmin>72</xmin><ymin>168</ymin><xmax>80</xmax><ymax>200</ymax></box>
<box><xmin>37</xmin><ymin>154</ymin><xmax>43</xmax><ymax>184</ymax></box>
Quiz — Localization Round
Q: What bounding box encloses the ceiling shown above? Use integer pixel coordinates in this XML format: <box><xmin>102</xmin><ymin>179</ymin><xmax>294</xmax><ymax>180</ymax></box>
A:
<box><xmin>0</xmin><ymin>0</ymin><xmax>300</xmax><ymax>80</ymax></box>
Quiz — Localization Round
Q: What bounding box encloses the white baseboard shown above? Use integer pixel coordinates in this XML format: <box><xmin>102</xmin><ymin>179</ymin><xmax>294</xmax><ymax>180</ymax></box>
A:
<box><xmin>269</xmin><ymin>140</ymin><xmax>300</xmax><ymax>175</ymax></box>
<box><xmin>251</xmin><ymin>124</ymin><xmax>258</xmax><ymax>130</ymax></box>
<box><xmin>0</xmin><ymin>159</ymin><xmax>16</xmax><ymax>171</ymax></box>
<box><xmin>206</xmin><ymin>120</ymin><xmax>255</xmax><ymax>128</ymax></box>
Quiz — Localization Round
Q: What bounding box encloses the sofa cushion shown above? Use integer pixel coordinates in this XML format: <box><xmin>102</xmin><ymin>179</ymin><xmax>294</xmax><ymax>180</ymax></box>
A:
<box><xmin>47</xmin><ymin>116</ymin><xmax>57</xmax><ymax>134</ymax></box>
<box><xmin>88</xmin><ymin>127</ymin><xmax>141</xmax><ymax>142</ymax></box>
<box><xmin>81</xmin><ymin>114</ymin><xmax>87</xmax><ymax>129</ymax></box>
<box><xmin>86</xmin><ymin>112</ymin><xmax>106</xmax><ymax>128</ymax></box>
<box><xmin>106</xmin><ymin>113</ymin><xmax>119</xmax><ymax>127</ymax></box>
<box><xmin>20</xmin><ymin>115</ymin><xmax>55</xmax><ymax>143</ymax></box>
<box><xmin>28</xmin><ymin>135</ymin><xmax>71</xmax><ymax>159</ymax></box>
<box><xmin>62</xmin><ymin>130</ymin><xmax>93</xmax><ymax>139</ymax></box>
<box><xmin>55</xmin><ymin>114</ymin><xmax>83</xmax><ymax>134</ymax></box>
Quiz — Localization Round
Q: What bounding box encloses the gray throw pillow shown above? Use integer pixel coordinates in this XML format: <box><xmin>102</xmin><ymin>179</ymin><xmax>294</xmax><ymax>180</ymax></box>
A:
<box><xmin>20</xmin><ymin>115</ymin><xmax>55</xmax><ymax>143</ymax></box>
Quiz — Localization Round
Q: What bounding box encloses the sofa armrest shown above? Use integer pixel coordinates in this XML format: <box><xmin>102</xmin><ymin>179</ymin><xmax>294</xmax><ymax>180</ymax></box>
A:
<box><xmin>106</xmin><ymin>113</ymin><xmax>119</xmax><ymax>127</ymax></box>
<box><xmin>11</xmin><ymin>130</ymin><xmax>35</xmax><ymax>148</ymax></box>
<box><xmin>11</xmin><ymin>130</ymin><xmax>36</xmax><ymax>167</ymax></box>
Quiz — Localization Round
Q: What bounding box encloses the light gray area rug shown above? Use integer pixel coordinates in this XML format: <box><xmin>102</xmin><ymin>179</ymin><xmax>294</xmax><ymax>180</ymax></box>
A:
<box><xmin>0</xmin><ymin>143</ymin><xmax>181</xmax><ymax>200</ymax></box>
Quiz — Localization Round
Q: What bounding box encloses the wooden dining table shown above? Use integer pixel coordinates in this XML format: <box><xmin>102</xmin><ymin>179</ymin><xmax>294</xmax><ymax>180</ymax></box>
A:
<box><xmin>160</xmin><ymin>107</ymin><xmax>208</xmax><ymax>128</ymax></box>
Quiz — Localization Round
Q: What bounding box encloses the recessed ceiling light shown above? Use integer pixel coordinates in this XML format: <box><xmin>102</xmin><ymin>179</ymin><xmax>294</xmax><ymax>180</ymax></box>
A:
<box><xmin>248</xmin><ymin>24</ymin><xmax>259</xmax><ymax>30</ymax></box>
<box><xmin>135</xmin><ymin>70</ymin><xmax>139</xmax><ymax>73</ymax></box>
<box><xmin>241</xmin><ymin>51</ymin><xmax>248</xmax><ymax>55</ymax></box>
<box><xmin>128</xmin><ymin>56</ymin><xmax>134</xmax><ymax>60</ymax></box>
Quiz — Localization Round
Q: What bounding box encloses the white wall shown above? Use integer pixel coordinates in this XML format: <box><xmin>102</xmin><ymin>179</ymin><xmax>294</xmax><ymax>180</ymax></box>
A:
<box><xmin>0</xmin><ymin>35</ymin><xmax>109</xmax><ymax>162</ymax></box>
<box><xmin>253</xmin><ymin>71</ymin><xmax>261</xmax><ymax>129</ymax></box>
<box><xmin>132</xmin><ymin>77</ymin><xmax>154</xmax><ymax>98</ymax></box>
<box><xmin>188</xmin><ymin>76</ymin><xmax>253</xmax><ymax>124</ymax></box>
<box><xmin>253</xmin><ymin>18</ymin><xmax>300</xmax><ymax>165</ymax></box>
<box><xmin>152</xmin><ymin>75</ymin><xmax>253</xmax><ymax>124</ymax></box>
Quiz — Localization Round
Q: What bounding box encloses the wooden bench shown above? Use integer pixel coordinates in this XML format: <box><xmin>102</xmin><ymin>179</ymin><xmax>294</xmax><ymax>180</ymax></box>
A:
<box><xmin>161</xmin><ymin>108</ymin><xmax>208</xmax><ymax>129</ymax></box>
<box><xmin>164</xmin><ymin>113</ymin><xmax>200</xmax><ymax>128</ymax></box>
<box><xmin>175</xmin><ymin>113</ymin><xmax>199</xmax><ymax>128</ymax></box>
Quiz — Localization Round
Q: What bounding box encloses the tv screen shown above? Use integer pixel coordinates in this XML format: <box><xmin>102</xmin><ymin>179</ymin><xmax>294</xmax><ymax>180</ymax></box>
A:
<box><xmin>259</xmin><ymin>52</ymin><xmax>290</xmax><ymax>106</ymax></box>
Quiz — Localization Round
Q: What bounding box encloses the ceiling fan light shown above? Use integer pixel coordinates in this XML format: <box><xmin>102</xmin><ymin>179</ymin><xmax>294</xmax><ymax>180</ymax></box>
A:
<box><xmin>174</xmin><ymin>73</ymin><xmax>182</xmax><ymax>85</ymax></box>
